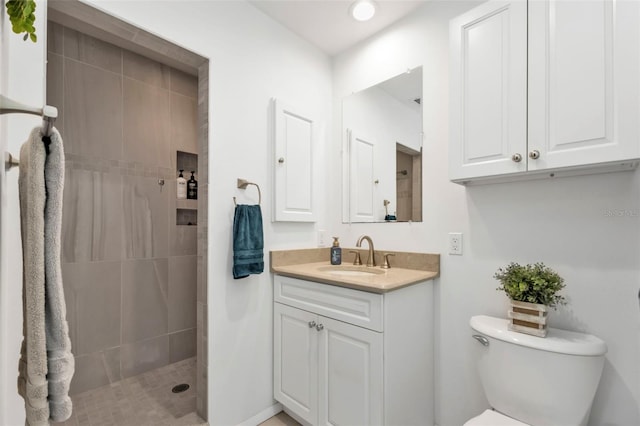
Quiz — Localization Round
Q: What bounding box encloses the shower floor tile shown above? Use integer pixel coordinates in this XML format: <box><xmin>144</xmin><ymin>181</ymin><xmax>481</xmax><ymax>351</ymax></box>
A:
<box><xmin>53</xmin><ymin>357</ymin><xmax>207</xmax><ymax>426</ymax></box>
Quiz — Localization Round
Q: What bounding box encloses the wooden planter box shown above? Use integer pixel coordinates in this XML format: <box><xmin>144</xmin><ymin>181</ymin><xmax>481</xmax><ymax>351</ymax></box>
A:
<box><xmin>508</xmin><ymin>300</ymin><xmax>548</xmax><ymax>337</ymax></box>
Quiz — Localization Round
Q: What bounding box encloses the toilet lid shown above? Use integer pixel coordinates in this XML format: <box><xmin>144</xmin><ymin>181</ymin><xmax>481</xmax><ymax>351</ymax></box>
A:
<box><xmin>464</xmin><ymin>409</ymin><xmax>530</xmax><ymax>426</ymax></box>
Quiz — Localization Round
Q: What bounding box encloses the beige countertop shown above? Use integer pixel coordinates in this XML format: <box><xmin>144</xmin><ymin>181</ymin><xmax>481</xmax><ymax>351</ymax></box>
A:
<box><xmin>270</xmin><ymin>248</ymin><xmax>440</xmax><ymax>294</ymax></box>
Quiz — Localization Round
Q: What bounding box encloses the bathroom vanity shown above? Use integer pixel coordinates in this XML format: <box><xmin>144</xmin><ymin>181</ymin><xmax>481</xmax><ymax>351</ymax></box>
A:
<box><xmin>271</xmin><ymin>248</ymin><xmax>439</xmax><ymax>426</ymax></box>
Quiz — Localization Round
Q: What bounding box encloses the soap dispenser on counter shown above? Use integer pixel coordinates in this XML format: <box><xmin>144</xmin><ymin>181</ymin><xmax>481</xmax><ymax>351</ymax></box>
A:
<box><xmin>330</xmin><ymin>237</ymin><xmax>342</xmax><ymax>265</ymax></box>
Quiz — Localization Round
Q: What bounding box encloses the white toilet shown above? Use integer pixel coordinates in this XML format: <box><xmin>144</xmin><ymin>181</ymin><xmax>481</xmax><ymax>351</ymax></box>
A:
<box><xmin>465</xmin><ymin>315</ymin><xmax>607</xmax><ymax>426</ymax></box>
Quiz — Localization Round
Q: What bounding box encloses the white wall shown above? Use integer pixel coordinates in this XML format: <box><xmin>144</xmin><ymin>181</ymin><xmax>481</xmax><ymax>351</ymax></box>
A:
<box><xmin>0</xmin><ymin>2</ymin><xmax>48</xmax><ymax>424</ymax></box>
<box><xmin>332</xmin><ymin>1</ymin><xmax>640</xmax><ymax>425</ymax></box>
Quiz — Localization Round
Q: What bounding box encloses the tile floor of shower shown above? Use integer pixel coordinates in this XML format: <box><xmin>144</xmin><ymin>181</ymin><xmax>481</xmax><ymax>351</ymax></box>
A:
<box><xmin>53</xmin><ymin>357</ymin><xmax>205</xmax><ymax>426</ymax></box>
<box><xmin>51</xmin><ymin>356</ymin><xmax>300</xmax><ymax>426</ymax></box>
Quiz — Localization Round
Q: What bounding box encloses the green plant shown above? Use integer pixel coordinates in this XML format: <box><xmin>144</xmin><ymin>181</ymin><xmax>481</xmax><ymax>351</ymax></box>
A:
<box><xmin>494</xmin><ymin>262</ymin><xmax>566</xmax><ymax>308</ymax></box>
<box><xmin>6</xmin><ymin>0</ymin><xmax>37</xmax><ymax>42</ymax></box>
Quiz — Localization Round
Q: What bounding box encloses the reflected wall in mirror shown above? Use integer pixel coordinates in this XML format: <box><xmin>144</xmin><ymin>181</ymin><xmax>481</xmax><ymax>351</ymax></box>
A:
<box><xmin>342</xmin><ymin>67</ymin><xmax>423</xmax><ymax>223</ymax></box>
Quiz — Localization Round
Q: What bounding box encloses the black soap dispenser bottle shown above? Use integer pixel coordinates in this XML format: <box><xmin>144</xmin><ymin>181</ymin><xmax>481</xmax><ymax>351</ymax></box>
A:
<box><xmin>330</xmin><ymin>237</ymin><xmax>342</xmax><ymax>265</ymax></box>
<box><xmin>187</xmin><ymin>171</ymin><xmax>198</xmax><ymax>200</ymax></box>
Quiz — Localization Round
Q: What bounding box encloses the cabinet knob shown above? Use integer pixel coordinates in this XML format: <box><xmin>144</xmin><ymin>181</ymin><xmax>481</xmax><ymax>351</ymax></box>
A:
<box><xmin>511</xmin><ymin>153</ymin><xmax>522</xmax><ymax>163</ymax></box>
<box><xmin>278</xmin><ymin>157</ymin><xmax>285</xmax><ymax>164</ymax></box>
<box><xmin>316</xmin><ymin>323</ymin><xmax>324</xmax><ymax>331</ymax></box>
<box><xmin>529</xmin><ymin>150</ymin><xmax>540</xmax><ymax>160</ymax></box>
<box><xmin>308</xmin><ymin>321</ymin><xmax>316</xmax><ymax>328</ymax></box>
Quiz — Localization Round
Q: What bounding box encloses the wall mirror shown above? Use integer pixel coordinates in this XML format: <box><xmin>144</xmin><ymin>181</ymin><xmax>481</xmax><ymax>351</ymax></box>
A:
<box><xmin>342</xmin><ymin>67</ymin><xmax>423</xmax><ymax>223</ymax></box>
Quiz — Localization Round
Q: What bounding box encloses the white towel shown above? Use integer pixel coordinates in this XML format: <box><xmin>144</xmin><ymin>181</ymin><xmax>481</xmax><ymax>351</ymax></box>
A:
<box><xmin>18</xmin><ymin>127</ymin><xmax>74</xmax><ymax>425</ymax></box>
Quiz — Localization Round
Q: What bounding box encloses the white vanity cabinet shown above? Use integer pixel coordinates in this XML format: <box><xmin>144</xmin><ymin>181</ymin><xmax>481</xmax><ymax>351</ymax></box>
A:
<box><xmin>449</xmin><ymin>0</ymin><xmax>640</xmax><ymax>183</ymax></box>
<box><xmin>273</xmin><ymin>275</ymin><xmax>434</xmax><ymax>426</ymax></box>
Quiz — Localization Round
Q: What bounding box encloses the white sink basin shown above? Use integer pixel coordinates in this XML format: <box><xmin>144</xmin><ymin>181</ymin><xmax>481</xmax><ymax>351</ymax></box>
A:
<box><xmin>318</xmin><ymin>266</ymin><xmax>385</xmax><ymax>277</ymax></box>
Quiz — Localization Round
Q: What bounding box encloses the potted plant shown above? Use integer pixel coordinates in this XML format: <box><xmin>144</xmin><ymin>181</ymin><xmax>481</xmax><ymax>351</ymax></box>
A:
<box><xmin>494</xmin><ymin>262</ymin><xmax>566</xmax><ymax>337</ymax></box>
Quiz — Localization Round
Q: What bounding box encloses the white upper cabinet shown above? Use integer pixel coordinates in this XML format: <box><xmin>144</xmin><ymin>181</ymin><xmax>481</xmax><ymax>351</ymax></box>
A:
<box><xmin>449</xmin><ymin>0</ymin><xmax>527</xmax><ymax>181</ymax></box>
<box><xmin>273</xmin><ymin>99</ymin><xmax>317</xmax><ymax>221</ymax></box>
<box><xmin>450</xmin><ymin>0</ymin><xmax>640</xmax><ymax>183</ymax></box>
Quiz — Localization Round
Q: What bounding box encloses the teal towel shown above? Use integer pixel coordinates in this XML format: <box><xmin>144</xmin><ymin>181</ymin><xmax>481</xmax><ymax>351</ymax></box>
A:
<box><xmin>233</xmin><ymin>204</ymin><xmax>264</xmax><ymax>279</ymax></box>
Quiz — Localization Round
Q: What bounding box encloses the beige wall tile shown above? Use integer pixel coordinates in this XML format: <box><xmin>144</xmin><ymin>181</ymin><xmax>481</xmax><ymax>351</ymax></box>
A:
<box><xmin>123</xmin><ymin>78</ymin><xmax>171</xmax><ymax>167</ymax></box>
<box><xmin>123</xmin><ymin>50</ymin><xmax>170</xmax><ymax>89</ymax></box>
<box><xmin>47</xmin><ymin>21</ymin><xmax>64</xmax><ymax>55</ymax></box>
<box><xmin>170</xmin><ymin>93</ymin><xmax>198</xmax><ymax>154</ymax></box>
<box><xmin>62</xmin><ymin>169</ymin><xmax>122</xmax><ymax>262</ymax></box>
<box><xmin>121</xmin><ymin>259</ymin><xmax>169</xmax><ymax>343</ymax></box>
<box><xmin>120</xmin><ymin>335</ymin><xmax>170</xmax><ymax>378</ymax></box>
<box><xmin>64</xmin><ymin>59</ymin><xmax>123</xmax><ymax>160</ymax></box>
<box><xmin>169</xmin><ymin>328</ymin><xmax>196</xmax><ymax>363</ymax></box>
<box><xmin>62</xmin><ymin>261</ymin><xmax>121</xmax><ymax>355</ymax></box>
<box><xmin>122</xmin><ymin>175</ymin><xmax>169</xmax><ymax>259</ymax></box>
<box><xmin>168</xmin><ymin>256</ymin><xmax>197</xmax><ymax>332</ymax></box>
<box><xmin>64</xmin><ymin>27</ymin><xmax>122</xmax><ymax>73</ymax></box>
<box><xmin>70</xmin><ymin>353</ymin><xmax>111</xmax><ymax>395</ymax></box>
<box><xmin>170</xmin><ymin>225</ymin><xmax>197</xmax><ymax>256</ymax></box>
<box><xmin>171</xmin><ymin>68</ymin><xmax>198</xmax><ymax>99</ymax></box>
<box><xmin>47</xmin><ymin>53</ymin><xmax>64</xmax><ymax>135</ymax></box>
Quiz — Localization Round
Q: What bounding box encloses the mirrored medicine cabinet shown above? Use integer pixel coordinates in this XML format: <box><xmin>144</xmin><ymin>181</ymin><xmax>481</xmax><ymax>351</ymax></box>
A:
<box><xmin>342</xmin><ymin>67</ymin><xmax>423</xmax><ymax>223</ymax></box>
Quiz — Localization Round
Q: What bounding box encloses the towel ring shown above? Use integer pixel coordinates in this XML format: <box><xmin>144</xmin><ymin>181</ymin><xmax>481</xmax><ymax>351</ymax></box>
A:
<box><xmin>233</xmin><ymin>178</ymin><xmax>261</xmax><ymax>206</ymax></box>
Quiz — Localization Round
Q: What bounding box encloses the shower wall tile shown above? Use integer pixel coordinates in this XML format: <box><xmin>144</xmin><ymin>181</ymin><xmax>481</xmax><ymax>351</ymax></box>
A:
<box><xmin>196</xmin><ymin>302</ymin><xmax>207</xmax><ymax>338</ymax></box>
<box><xmin>170</xmin><ymin>224</ymin><xmax>198</xmax><ymax>256</ymax></box>
<box><xmin>197</xmin><ymin>256</ymin><xmax>207</xmax><ymax>304</ymax></box>
<box><xmin>169</xmin><ymin>328</ymin><xmax>196</xmax><ymax>363</ymax></box>
<box><xmin>123</xmin><ymin>50</ymin><xmax>170</xmax><ymax>89</ymax></box>
<box><xmin>104</xmin><ymin>346</ymin><xmax>122</xmax><ymax>383</ymax></box>
<box><xmin>122</xmin><ymin>258</ymin><xmax>169</xmax><ymax>343</ymax></box>
<box><xmin>170</xmin><ymin>93</ymin><xmax>198</xmax><ymax>154</ymax></box>
<box><xmin>196</xmin><ymin>362</ymin><xmax>208</xmax><ymax>419</ymax></box>
<box><xmin>47</xmin><ymin>22</ymin><xmax>64</xmax><ymax>55</ymax></box>
<box><xmin>168</xmin><ymin>256</ymin><xmax>197</xmax><ymax>332</ymax></box>
<box><xmin>197</xmin><ymin>334</ymin><xmax>207</xmax><ymax>370</ymax></box>
<box><xmin>62</xmin><ymin>169</ymin><xmax>122</xmax><ymax>263</ymax></box>
<box><xmin>120</xmin><ymin>335</ymin><xmax>170</xmax><ymax>379</ymax></box>
<box><xmin>47</xmin><ymin>53</ymin><xmax>64</xmax><ymax>136</ymax></box>
<box><xmin>64</xmin><ymin>59</ymin><xmax>123</xmax><ymax>161</ymax></box>
<box><xmin>170</xmin><ymin>69</ymin><xmax>198</xmax><ymax>99</ymax></box>
<box><xmin>122</xmin><ymin>175</ymin><xmax>169</xmax><ymax>259</ymax></box>
<box><xmin>62</xmin><ymin>261</ymin><xmax>121</xmax><ymax>355</ymax></box>
<box><xmin>70</xmin><ymin>353</ymin><xmax>111</xmax><ymax>395</ymax></box>
<box><xmin>123</xmin><ymin>78</ymin><xmax>171</xmax><ymax>167</ymax></box>
<box><xmin>63</xmin><ymin>28</ymin><xmax>122</xmax><ymax>74</ymax></box>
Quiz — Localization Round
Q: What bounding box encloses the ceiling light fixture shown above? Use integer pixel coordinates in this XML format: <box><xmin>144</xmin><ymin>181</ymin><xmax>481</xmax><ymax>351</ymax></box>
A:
<box><xmin>350</xmin><ymin>0</ymin><xmax>377</xmax><ymax>22</ymax></box>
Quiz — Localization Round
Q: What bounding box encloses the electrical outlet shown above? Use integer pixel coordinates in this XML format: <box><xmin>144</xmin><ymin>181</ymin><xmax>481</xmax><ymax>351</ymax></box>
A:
<box><xmin>318</xmin><ymin>230</ymin><xmax>327</xmax><ymax>247</ymax></box>
<box><xmin>449</xmin><ymin>232</ymin><xmax>463</xmax><ymax>255</ymax></box>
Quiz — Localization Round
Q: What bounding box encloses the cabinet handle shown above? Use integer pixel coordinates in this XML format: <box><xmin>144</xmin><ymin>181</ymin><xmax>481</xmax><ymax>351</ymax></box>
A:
<box><xmin>511</xmin><ymin>153</ymin><xmax>522</xmax><ymax>163</ymax></box>
<box><xmin>316</xmin><ymin>323</ymin><xmax>324</xmax><ymax>331</ymax></box>
<box><xmin>529</xmin><ymin>150</ymin><xmax>540</xmax><ymax>160</ymax></box>
<box><xmin>278</xmin><ymin>157</ymin><xmax>285</xmax><ymax>164</ymax></box>
<box><xmin>308</xmin><ymin>321</ymin><xmax>316</xmax><ymax>328</ymax></box>
<box><xmin>381</xmin><ymin>253</ymin><xmax>395</xmax><ymax>269</ymax></box>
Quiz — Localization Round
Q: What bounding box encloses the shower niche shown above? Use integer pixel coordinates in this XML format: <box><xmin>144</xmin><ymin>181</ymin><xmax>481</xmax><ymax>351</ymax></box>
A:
<box><xmin>176</xmin><ymin>150</ymin><xmax>198</xmax><ymax>225</ymax></box>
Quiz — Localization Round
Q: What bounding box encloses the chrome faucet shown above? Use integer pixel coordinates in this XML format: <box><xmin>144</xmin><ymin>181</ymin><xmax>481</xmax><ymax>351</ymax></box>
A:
<box><xmin>356</xmin><ymin>235</ymin><xmax>376</xmax><ymax>267</ymax></box>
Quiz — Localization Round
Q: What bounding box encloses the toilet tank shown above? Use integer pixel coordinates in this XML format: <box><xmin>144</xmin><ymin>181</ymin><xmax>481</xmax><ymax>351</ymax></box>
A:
<box><xmin>470</xmin><ymin>315</ymin><xmax>607</xmax><ymax>426</ymax></box>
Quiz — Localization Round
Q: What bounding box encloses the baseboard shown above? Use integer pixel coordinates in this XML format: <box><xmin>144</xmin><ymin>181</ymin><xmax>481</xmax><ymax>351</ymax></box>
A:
<box><xmin>236</xmin><ymin>403</ymin><xmax>283</xmax><ymax>426</ymax></box>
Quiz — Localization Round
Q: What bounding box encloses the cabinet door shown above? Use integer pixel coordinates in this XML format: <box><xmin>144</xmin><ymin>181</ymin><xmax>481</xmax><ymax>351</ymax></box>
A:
<box><xmin>449</xmin><ymin>0</ymin><xmax>528</xmax><ymax>181</ymax></box>
<box><xmin>274</xmin><ymin>303</ymin><xmax>318</xmax><ymax>424</ymax></box>
<box><xmin>273</xmin><ymin>99</ymin><xmax>317</xmax><ymax>222</ymax></box>
<box><xmin>528</xmin><ymin>0</ymin><xmax>640</xmax><ymax>170</ymax></box>
<box><xmin>317</xmin><ymin>316</ymin><xmax>383</xmax><ymax>426</ymax></box>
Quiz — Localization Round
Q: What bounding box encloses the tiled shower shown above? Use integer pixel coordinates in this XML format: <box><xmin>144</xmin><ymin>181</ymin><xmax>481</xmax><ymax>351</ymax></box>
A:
<box><xmin>47</xmin><ymin>21</ymin><xmax>201</xmax><ymax>403</ymax></box>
